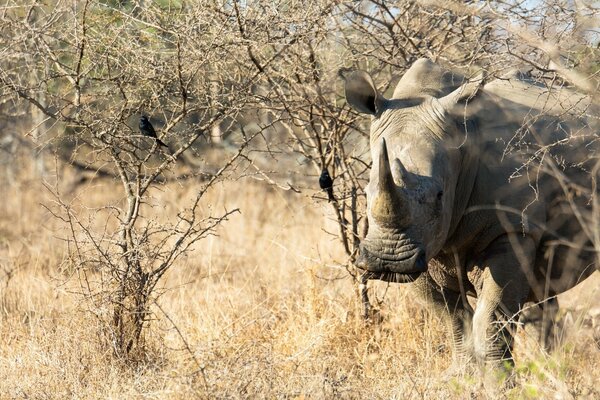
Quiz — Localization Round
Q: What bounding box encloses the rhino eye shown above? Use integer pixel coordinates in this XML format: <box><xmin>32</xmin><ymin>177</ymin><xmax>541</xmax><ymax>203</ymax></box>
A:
<box><xmin>436</xmin><ymin>190</ymin><xmax>444</xmax><ymax>201</ymax></box>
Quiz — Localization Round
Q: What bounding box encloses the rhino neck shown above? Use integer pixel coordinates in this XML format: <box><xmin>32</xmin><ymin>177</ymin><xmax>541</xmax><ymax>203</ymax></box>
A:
<box><xmin>445</xmin><ymin>119</ymin><xmax>480</xmax><ymax>244</ymax></box>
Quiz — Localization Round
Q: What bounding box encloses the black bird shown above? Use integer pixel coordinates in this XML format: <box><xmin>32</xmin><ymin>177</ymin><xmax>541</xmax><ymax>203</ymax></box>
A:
<box><xmin>319</xmin><ymin>168</ymin><xmax>334</xmax><ymax>202</ymax></box>
<box><xmin>139</xmin><ymin>115</ymin><xmax>168</xmax><ymax>148</ymax></box>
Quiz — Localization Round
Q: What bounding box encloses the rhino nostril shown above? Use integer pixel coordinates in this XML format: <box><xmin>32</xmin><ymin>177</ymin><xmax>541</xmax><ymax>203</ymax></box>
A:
<box><xmin>355</xmin><ymin>246</ymin><xmax>368</xmax><ymax>270</ymax></box>
<box><xmin>415</xmin><ymin>252</ymin><xmax>427</xmax><ymax>272</ymax></box>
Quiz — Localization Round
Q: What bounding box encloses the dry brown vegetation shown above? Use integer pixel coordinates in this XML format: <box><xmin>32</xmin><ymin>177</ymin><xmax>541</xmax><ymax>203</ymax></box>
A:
<box><xmin>0</xmin><ymin>153</ymin><xmax>599</xmax><ymax>399</ymax></box>
<box><xmin>1</xmin><ymin>0</ymin><xmax>599</xmax><ymax>398</ymax></box>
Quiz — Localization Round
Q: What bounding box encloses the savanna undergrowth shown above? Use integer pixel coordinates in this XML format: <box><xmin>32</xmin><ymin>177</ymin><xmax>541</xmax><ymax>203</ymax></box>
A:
<box><xmin>0</xmin><ymin>156</ymin><xmax>598</xmax><ymax>399</ymax></box>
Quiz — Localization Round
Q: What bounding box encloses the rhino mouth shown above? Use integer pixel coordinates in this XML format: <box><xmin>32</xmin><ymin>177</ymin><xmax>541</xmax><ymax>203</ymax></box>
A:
<box><xmin>361</xmin><ymin>270</ymin><xmax>423</xmax><ymax>283</ymax></box>
<box><xmin>355</xmin><ymin>243</ymin><xmax>426</xmax><ymax>283</ymax></box>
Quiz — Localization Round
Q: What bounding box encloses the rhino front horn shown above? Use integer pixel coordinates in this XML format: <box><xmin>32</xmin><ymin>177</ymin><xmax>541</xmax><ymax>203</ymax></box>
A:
<box><xmin>371</xmin><ymin>138</ymin><xmax>410</xmax><ymax>227</ymax></box>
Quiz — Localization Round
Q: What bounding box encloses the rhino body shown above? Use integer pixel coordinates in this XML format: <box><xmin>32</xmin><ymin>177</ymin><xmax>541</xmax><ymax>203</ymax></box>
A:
<box><xmin>345</xmin><ymin>59</ymin><xmax>598</xmax><ymax>367</ymax></box>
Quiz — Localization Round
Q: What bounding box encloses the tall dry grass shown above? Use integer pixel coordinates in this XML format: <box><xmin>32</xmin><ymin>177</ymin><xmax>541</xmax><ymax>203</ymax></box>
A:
<box><xmin>0</xmin><ymin>155</ymin><xmax>598</xmax><ymax>399</ymax></box>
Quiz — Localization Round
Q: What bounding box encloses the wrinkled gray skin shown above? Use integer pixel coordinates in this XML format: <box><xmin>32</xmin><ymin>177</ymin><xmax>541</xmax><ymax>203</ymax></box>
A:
<box><xmin>345</xmin><ymin>59</ymin><xmax>598</xmax><ymax>368</ymax></box>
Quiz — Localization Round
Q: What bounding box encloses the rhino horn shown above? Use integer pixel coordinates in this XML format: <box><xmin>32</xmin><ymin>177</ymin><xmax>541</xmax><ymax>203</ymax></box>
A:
<box><xmin>371</xmin><ymin>138</ymin><xmax>410</xmax><ymax>226</ymax></box>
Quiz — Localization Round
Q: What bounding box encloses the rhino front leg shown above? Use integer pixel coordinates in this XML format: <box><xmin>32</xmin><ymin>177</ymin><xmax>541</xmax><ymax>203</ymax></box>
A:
<box><xmin>520</xmin><ymin>297</ymin><xmax>559</xmax><ymax>351</ymax></box>
<box><xmin>471</xmin><ymin>234</ymin><xmax>534</xmax><ymax>369</ymax></box>
<box><xmin>412</xmin><ymin>273</ymin><xmax>473</xmax><ymax>364</ymax></box>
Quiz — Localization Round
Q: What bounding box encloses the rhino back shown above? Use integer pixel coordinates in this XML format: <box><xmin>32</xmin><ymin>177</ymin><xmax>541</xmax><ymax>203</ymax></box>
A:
<box><xmin>478</xmin><ymin>72</ymin><xmax>598</xmax><ymax>192</ymax></box>
<box><xmin>484</xmin><ymin>70</ymin><xmax>595</xmax><ymax>120</ymax></box>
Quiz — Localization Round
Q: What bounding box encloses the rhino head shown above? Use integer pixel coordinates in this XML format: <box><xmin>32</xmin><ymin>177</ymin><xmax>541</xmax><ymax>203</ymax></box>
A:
<box><xmin>344</xmin><ymin>61</ymin><xmax>483</xmax><ymax>282</ymax></box>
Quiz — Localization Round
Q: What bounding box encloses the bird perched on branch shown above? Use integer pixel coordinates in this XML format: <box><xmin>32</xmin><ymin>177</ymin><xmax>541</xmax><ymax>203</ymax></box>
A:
<box><xmin>139</xmin><ymin>115</ymin><xmax>168</xmax><ymax>148</ymax></box>
<box><xmin>319</xmin><ymin>168</ymin><xmax>334</xmax><ymax>202</ymax></box>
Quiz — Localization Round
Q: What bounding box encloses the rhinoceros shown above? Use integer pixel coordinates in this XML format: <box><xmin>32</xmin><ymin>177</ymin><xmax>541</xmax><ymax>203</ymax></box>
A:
<box><xmin>344</xmin><ymin>59</ymin><xmax>598</xmax><ymax>368</ymax></box>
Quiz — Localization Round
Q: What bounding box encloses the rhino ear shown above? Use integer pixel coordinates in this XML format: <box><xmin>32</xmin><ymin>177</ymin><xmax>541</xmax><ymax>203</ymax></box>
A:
<box><xmin>343</xmin><ymin>70</ymin><xmax>385</xmax><ymax>116</ymax></box>
<box><xmin>438</xmin><ymin>71</ymin><xmax>485</xmax><ymax>111</ymax></box>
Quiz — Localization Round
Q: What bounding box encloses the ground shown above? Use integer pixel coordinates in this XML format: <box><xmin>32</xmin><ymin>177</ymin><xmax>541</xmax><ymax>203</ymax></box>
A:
<box><xmin>0</xmin><ymin>158</ymin><xmax>598</xmax><ymax>399</ymax></box>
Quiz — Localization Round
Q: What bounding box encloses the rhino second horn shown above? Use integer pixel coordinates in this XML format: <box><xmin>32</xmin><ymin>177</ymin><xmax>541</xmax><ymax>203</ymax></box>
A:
<box><xmin>371</xmin><ymin>138</ymin><xmax>410</xmax><ymax>226</ymax></box>
<box><xmin>393</xmin><ymin>157</ymin><xmax>416</xmax><ymax>188</ymax></box>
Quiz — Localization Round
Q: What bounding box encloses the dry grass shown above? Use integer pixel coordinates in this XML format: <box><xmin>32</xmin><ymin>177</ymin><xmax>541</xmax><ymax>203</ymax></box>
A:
<box><xmin>0</xmin><ymin>156</ymin><xmax>599</xmax><ymax>399</ymax></box>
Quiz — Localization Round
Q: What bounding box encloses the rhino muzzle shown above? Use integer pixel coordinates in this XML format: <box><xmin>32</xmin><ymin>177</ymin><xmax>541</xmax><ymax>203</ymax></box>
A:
<box><xmin>360</xmin><ymin>138</ymin><xmax>428</xmax><ymax>282</ymax></box>
<box><xmin>355</xmin><ymin>243</ymin><xmax>427</xmax><ymax>282</ymax></box>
